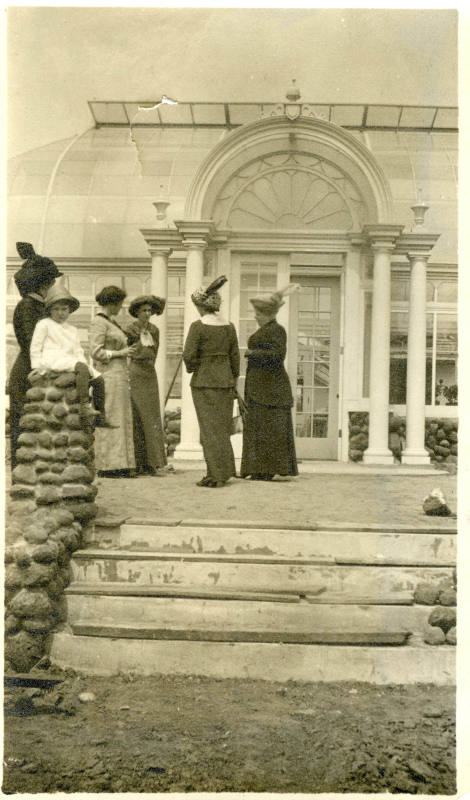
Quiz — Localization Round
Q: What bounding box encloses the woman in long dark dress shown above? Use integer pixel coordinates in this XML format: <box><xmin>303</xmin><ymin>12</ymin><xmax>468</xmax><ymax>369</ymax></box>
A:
<box><xmin>8</xmin><ymin>242</ymin><xmax>63</xmax><ymax>469</ymax></box>
<box><xmin>241</xmin><ymin>286</ymin><xmax>298</xmax><ymax>481</ymax></box>
<box><xmin>127</xmin><ymin>295</ymin><xmax>168</xmax><ymax>476</ymax></box>
<box><xmin>183</xmin><ymin>276</ymin><xmax>240</xmax><ymax>488</ymax></box>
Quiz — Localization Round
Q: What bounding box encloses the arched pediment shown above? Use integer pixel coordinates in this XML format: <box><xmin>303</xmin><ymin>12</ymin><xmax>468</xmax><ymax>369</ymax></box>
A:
<box><xmin>184</xmin><ymin>115</ymin><xmax>393</xmax><ymax>229</ymax></box>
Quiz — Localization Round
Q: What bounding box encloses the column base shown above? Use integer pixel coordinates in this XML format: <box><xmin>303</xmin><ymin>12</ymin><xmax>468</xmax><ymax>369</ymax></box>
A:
<box><xmin>363</xmin><ymin>448</ymin><xmax>394</xmax><ymax>465</ymax></box>
<box><xmin>173</xmin><ymin>441</ymin><xmax>204</xmax><ymax>461</ymax></box>
<box><xmin>401</xmin><ymin>449</ymin><xmax>431</xmax><ymax>466</ymax></box>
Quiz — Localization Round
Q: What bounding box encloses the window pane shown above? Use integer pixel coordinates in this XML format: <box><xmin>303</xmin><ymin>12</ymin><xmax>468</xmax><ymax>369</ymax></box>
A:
<box><xmin>68</xmin><ymin>275</ymin><xmax>94</xmax><ymax>298</ymax></box>
<box><xmin>312</xmin><ymin>415</ymin><xmax>328</xmax><ymax>438</ymax></box>
<box><xmin>437</xmin><ymin>282</ymin><xmax>458</xmax><ymax>303</ymax></box>
<box><xmin>391</xmin><ymin>280</ymin><xmax>409</xmax><ymax>301</ymax></box>
<box><xmin>426</xmin><ymin>280</ymin><xmax>435</xmax><ymax>301</ymax></box>
<box><xmin>435</xmin><ymin>314</ymin><xmax>458</xmax><ymax>405</ymax></box>
<box><xmin>314</xmin><ymin>363</ymin><xmax>329</xmax><ymax>387</ymax></box>
<box><xmin>296</xmin><ymin>413</ymin><xmax>312</xmax><ymax>437</ymax></box>
<box><xmin>390</xmin><ymin>311</ymin><xmax>408</xmax><ymax>403</ymax></box>
<box><xmin>314</xmin><ymin>388</ymin><xmax>329</xmax><ymax>412</ymax></box>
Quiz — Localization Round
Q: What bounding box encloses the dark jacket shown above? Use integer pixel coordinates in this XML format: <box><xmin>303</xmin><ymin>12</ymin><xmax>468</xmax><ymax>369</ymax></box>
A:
<box><xmin>183</xmin><ymin>320</ymin><xmax>240</xmax><ymax>388</ymax></box>
<box><xmin>244</xmin><ymin>319</ymin><xmax>293</xmax><ymax>408</ymax></box>
<box><xmin>9</xmin><ymin>294</ymin><xmax>46</xmax><ymax>400</ymax></box>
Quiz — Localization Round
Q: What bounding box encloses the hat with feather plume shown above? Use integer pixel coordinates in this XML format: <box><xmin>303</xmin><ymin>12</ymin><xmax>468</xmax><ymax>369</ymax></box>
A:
<box><xmin>14</xmin><ymin>242</ymin><xmax>63</xmax><ymax>297</ymax></box>
<box><xmin>191</xmin><ymin>275</ymin><xmax>227</xmax><ymax>312</ymax></box>
<box><xmin>250</xmin><ymin>283</ymin><xmax>300</xmax><ymax>315</ymax></box>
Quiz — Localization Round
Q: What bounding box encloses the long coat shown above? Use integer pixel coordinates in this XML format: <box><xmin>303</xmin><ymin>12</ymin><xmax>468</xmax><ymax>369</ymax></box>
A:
<box><xmin>8</xmin><ymin>294</ymin><xmax>46</xmax><ymax>468</ymax></box>
<box><xmin>126</xmin><ymin>320</ymin><xmax>167</xmax><ymax>471</ymax></box>
<box><xmin>244</xmin><ymin>319</ymin><xmax>293</xmax><ymax>407</ymax></box>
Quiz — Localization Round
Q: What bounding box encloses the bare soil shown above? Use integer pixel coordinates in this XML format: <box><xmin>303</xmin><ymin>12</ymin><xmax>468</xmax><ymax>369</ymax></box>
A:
<box><xmin>3</xmin><ymin>672</ymin><xmax>455</xmax><ymax>794</ymax></box>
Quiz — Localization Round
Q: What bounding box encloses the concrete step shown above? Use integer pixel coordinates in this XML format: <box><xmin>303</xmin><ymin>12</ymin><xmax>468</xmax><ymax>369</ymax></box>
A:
<box><xmin>71</xmin><ymin>551</ymin><xmax>453</xmax><ymax>602</ymax></box>
<box><xmin>65</xmin><ymin>589</ymin><xmax>433</xmax><ymax>636</ymax></box>
<box><xmin>50</xmin><ymin>633</ymin><xmax>456</xmax><ymax>684</ymax></box>
<box><xmin>117</xmin><ymin>524</ymin><xmax>456</xmax><ymax>566</ymax></box>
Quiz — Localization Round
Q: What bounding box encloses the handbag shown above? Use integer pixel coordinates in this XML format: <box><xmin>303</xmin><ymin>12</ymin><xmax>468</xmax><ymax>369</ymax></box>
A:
<box><xmin>231</xmin><ymin>390</ymin><xmax>247</xmax><ymax>435</ymax></box>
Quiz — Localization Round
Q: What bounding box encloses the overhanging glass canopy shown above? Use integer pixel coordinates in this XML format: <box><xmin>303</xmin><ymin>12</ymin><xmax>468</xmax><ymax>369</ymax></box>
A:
<box><xmin>88</xmin><ymin>101</ymin><xmax>458</xmax><ymax>132</ymax></box>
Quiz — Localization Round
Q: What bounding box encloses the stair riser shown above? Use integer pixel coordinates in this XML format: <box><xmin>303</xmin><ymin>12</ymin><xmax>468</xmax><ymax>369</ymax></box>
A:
<box><xmin>70</xmin><ymin>559</ymin><xmax>453</xmax><ymax>600</ymax></box>
<box><xmin>50</xmin><ymin>633</ymin><xmax>456</xmax><ymax>684</ymax></box>
<box><xmin>65</xmin><ymin>594</ymin><xmax>435</xmax><ymax>635</ymax></box>
<box><xmin>119</xmin><ymin>526</ymin><xmax>456</xmax><ymax>565</ymax></box>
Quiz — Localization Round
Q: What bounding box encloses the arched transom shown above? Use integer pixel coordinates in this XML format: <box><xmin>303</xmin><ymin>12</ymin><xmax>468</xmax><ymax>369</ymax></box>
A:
<box><xmin>212</xmin><ymin>152</ymin><xmax>367</xmax><ymax>231</ymax></box>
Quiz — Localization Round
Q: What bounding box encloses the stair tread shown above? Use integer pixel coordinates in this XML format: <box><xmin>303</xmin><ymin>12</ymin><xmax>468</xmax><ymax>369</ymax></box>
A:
<box><xmin>70</xmin><ymin>622</ymin><xmax>410</xmax><ymax>646</ymax></box>
<box><xmin>66</xmin><ymin>581</ymin><xmax>415</xmax><ymax>605</ymax></box>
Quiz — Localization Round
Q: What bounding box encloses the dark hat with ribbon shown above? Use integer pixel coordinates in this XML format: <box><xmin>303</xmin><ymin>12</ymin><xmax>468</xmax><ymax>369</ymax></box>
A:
<box><xmin>14</xmin><ymin>242</ymin><xmax>63</xmax><ymax>296</ymax></box>
<box><xmin>128</xmin><ymin>294</ymin><xmax>166</xmax><ymax>318</ymax></box>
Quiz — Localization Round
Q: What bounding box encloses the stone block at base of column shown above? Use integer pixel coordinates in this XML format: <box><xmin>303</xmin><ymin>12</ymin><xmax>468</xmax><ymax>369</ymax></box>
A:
<box><xmin>363</xmin><ymin>448</ymin><xmax>394</xmax><ymax>465</ymax></box>
<box><xmin>401</xmin><ymin>449</ymin><xmax>431</xmax><ymax>466</ymax></box>
<box><xmin>173</xmin><ymin>442</ymin><xmax>204</xmax><ymax>460</ymax></box>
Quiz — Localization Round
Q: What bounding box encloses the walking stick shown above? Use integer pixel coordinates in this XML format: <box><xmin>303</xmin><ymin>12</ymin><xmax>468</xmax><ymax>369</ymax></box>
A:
<box><xmin>164</xmin><ymin>354</ymin><xmax>183</xmax><ymax>408</ymax></box>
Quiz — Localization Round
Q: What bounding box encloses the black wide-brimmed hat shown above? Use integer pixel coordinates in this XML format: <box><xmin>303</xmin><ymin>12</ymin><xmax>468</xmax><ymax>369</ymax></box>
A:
<box><xmin>129</xmin><ymin>294</ymin><xmax>166</xmax><ymax>318</ymax></box>
<box><xmin>14</xmin><ymin>242</ymin><xmax>63</xmax><ymax>296</ymax></box>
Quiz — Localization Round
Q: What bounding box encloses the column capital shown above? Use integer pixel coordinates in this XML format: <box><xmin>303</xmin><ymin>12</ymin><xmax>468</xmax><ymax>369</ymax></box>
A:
<box><xmin>175</xmin><ymin>219</ymin><xmax>215</xmax><ymax>246</ymax></box>
<box><xmin>140</xmin><ymin>227</ymin><xmax>182</xmax><ymax>254</ymax></box>
<box><xmin>362</xmin><ymin>224</ymin><xmax>404</xmax><ymax>252</ymax></box>
<box><xmin>395</xmin><ymin>232</ymin><xmax>440</xmax><ymax>263</ymax></box>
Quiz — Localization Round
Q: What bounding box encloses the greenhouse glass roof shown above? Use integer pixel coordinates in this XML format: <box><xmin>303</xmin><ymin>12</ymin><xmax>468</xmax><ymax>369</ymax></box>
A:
<box><xmin>88</xmin><ymin>101</ymin><xmax>458</xmax><ymax>132</ymax></box>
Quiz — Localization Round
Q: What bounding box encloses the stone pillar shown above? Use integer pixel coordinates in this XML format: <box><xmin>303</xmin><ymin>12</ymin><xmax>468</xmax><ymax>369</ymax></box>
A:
<box><xmin>174</xmin><ymin>237</ymin><xmax>207</xmax><ymax>460</ymax></box>
<box><xmin>5</xmin><ymin>370</ymin><xmax>98</xmax><ymax>673</ymax></box>
<box><xmin>150</xmin><ymin>247</ymin><xmax>172</xmax><ymax>416</ymax></box>
<box><xmin>362</xmin><ymin>225</ymin><xmax>402</xmax><ymax>464</ymax></box>
<box><xmin>342</xmin><ymin>240</ymin><xmax>363</xmax><ymax>461</ymax></box>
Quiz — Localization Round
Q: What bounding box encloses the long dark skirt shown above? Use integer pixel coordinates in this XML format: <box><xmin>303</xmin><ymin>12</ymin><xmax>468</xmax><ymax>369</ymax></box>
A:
<box><xmin>8</xmin><ymin>352</ymin><xmax>30</xmax><ymax>470</ymax></box>
<box><xmin>192</xmin><ymin>387</ymin><xmax>236</xmax><ymax>483</ymax></box>
<box><xmin>241</xmin><ymin>399</ymin><xmax>298</xmax><ymax>478</ymax></box>
<box><xmin>130</xmin><ymin>361</ymin><xmax>167</xmax><ymax>471</ymax></box>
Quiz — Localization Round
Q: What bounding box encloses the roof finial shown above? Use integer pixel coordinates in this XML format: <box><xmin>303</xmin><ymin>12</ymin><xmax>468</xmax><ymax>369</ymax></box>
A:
<box><xmin>286</xmin><ymin>79</ymin><xmax>301</xmax><ymax>103</ymax></box>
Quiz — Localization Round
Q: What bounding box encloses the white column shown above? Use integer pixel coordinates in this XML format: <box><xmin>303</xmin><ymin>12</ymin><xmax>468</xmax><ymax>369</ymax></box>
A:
<box><xmin>150</xmin><ymin>248</ymin><xmax>171</xmax><ymax>417</ymax></box>
<box><xmin>363</xmin><ymin>240</ymin><xmax>395</xmax><ymax>464</ymax></box>
<box><xmin>341</xmin><ymin>244</ymin><xmax>362</xmax><ymax>461</ymax></box>
<box><xmin>173</xmin><ymin>239</ymin><xmax>206</xmax><ymax>460</ymax></box>
<box><xmin>401</xmin><ymin>252</ymin><xmax>430</xmax><ymax>464</ymax></box>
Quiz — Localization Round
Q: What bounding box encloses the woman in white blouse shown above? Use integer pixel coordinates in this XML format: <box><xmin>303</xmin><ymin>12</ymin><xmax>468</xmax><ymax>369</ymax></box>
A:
<box><xmin>89</xmin><ymin>286</ymin><xmax>138</xmax><ymax>478</ymax></box>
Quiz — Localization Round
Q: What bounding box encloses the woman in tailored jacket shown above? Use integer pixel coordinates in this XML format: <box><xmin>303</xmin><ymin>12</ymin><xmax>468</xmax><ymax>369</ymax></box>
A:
<box><xmin>183</xmin><ymin>276</ymin><xmax>240</xmax><ymax>487</ymax></box>
<box><xmin>241</xmin><ymin>286</ymin><xmax>298</xmax><ymax>480</ymax></box>
<box><xmin>8</xmin><ymin>242</ymin><xmax>62</xmax><ymax>469</ymax></box>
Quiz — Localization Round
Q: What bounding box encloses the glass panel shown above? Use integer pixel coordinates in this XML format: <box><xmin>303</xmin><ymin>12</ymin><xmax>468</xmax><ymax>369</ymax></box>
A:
<box><xmin>437</xmin><ymin>282</ymin><xmax>458</xmax><ymax>303</ymax></box>
<box><xmin>312</xmin><ymin>415</ymin><xmax>328</xmax><ymax>438</ymax></box>
<box><xmin>391</xmin><ymin>280</ymin><xmax>409</xmax><ymax>302</ymax></box>
<box><xmin>435</xmin><ymin>314</ymin><xmax>458</xmax><ymax>405</ymax></box>
<box><xmin>318</xmin><ymin>287</ymin><xmax>331</xmax><ymax>311</ymax></box>
<box><xmin>296</xmin><ymin>387</ymin><xmax>314</xmax><ymax>413</ymax></box>
<box><xmin>315</xmin><ymin>337</ymin><xmax>330</xmax><ymax>357</ymax></box>
<box><xmin>259</xmin><ymin>272</ymin><xmax>277</xmax><ymax>290</ymax></box>
<box><xmin>295</xmin><ymin>414</ymin><xmax>312</xmax><ymax>438</ymax></box>
<box><xmin>314</xmin><ymin>388</ymin><xmax>329</xmax><ymax>412</ymax></box>
<box><xmin>297</xmin><ymin>362</ymin><xmax>313</xmax><ymax>386</ymax></box>
<box><xmin>389</xmin><ymin>311</ymin><xmax>408</xmax><ymax>404</ymax></box>
<box><xmin>425</xmin><ymin>313</ymin><xmax>433</xmax><ymax>404</ymax></box>
<box><xmin>299</xmin><ymin>288</ymin><xmax>314</xmax><ymax>311</ymax></box>
<box><xmin>239</xmin><ymin>319</ymin><xmax>257</xmax><ymax>349</ymax></box>
<box><xmin>239</xmin><ymin>292</ymin><xmax>253</xmax><ymax>316</ymax></box>
<box><xmin>124</xmin><ymin>276</ymin><xmax>144</xmax><ymax>298</ymax></box>
<box><xmin>314</xmin><ymin>362</ymin><xmax>330</xmax><ymax>387</ymax></box>
<box><xmin>95</xmin><ymin>276</ymin><xmax>123</xmax><ymax>293</ymax></box>
<box><xmin>240</xmin><ymin>270</ymin><xmax>258</xmax><ymax>290</ymax></box>
<box><xmin>426</xmin><ymin>280</ymin><xmax>435</xmax><ymax>301</ymax></box>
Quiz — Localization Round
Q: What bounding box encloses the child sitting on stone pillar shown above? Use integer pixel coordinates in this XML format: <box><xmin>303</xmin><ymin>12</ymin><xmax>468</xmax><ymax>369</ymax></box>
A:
<box><xmin>30</xmin><ymin>281</ymin><xmax>114</xmax><ymax>428</ymax></box>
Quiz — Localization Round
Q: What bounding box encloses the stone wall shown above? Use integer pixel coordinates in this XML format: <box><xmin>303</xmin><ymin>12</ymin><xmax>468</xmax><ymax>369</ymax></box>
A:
<box><xmin>5</xmin><ymin>370</ymin><xmax>98</xmax><ymax>672</ymax></box>
<box><xmin>348</xmin><ymin>412</ymin><xmax>458</xmax><ymax>468</ymax></box>
<box><xmin>164</xmin><ymin>407</ymin><xmax>181</xmax><ymax>457</ymax></box>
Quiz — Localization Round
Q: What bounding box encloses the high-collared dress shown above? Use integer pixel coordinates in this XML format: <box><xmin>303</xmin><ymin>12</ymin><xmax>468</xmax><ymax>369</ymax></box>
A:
<box><xmin>127</xmin><ymin>320</ymin><xmax>167</xmax><ymax>472</ymax></box>
<box><xmin>241</xmin><ymin>319</ymin><xmax>298</xmax><ymax>478</ymax></box>
<box><xmin>89</xmin><ymin>312</ymin><xmax>136</xmax><ymax>472</ymax></box>
<box><xmin>8</xmin><ymin>293</ymin><xmax>46</xmax><ymax>469</ymax></box>
<box><xmin>183</xmin><ymin>313</ymin><xmax>240</xmax><ymax>483</ymax></box>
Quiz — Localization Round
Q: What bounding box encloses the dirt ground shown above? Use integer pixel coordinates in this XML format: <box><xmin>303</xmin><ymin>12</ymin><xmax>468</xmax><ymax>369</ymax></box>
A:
<box><xmin>92</xmin><ymin>465</ymin><xmax>457</xmax><ymax>528</ymax></box>
<box><xmin>3</xmin><ymin>672</ymin><xmax>456</xmax><ymax>794</ymax></box>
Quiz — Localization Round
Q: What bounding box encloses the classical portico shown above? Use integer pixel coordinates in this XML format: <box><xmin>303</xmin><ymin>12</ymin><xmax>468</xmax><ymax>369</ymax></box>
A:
<box><xmin>140</xmin><ymin>105</ymin><xmax>440</xmax><ymax>465</ymax></box>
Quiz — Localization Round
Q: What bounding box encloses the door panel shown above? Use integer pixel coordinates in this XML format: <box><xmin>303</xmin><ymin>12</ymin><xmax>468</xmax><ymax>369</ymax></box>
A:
<box><xmin>289</xmin><ymin>277</ymin><xmax>341</xmax><ymax>459</ymax></box>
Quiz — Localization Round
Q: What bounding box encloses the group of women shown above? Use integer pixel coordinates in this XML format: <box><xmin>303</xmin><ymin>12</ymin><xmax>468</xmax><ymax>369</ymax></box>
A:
<box><xmin>183</xmin><ymin>275</ymin><xmax>298</xmax><ymax>487</ymax></box>
<box><xmin>9</xmin><ymin>242</ymin><xmax>298</xmax><ymax>486</ymax></box>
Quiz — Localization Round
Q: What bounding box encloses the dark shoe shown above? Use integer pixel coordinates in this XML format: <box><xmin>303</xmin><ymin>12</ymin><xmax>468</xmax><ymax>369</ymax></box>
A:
<box><xmin>207</xmin><ymin>480</ymin><xmax>226</xmax><ymax>488</ymax></box>
<box><xmin>79</xmin><ymin>406</ymin><xmax>100</xmax><ymax>427</ymax></box>
<box><xmin>196</xmin><ymin>476</ymin><xmax>212</xmax><ymax>486</ymax></box>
